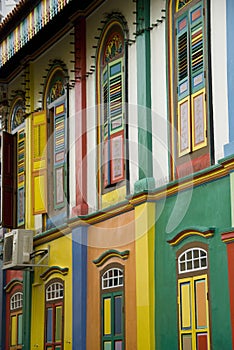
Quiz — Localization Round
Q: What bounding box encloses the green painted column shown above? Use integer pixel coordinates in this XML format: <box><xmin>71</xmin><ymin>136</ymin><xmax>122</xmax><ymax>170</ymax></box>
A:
<box><xmin>22</xmin><ymin>269</ymin><xmax>33</xmax><ymax>350</ymax></box>
<box><xmin>134</xmin><ymin>0</ymin><xmax>155</xmax><ymax>193</ymax></box>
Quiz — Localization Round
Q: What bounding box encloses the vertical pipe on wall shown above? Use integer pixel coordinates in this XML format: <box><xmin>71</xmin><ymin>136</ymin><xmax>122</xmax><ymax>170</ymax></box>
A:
<box><xmin>22</xmin><ymin>269</ymin><xmax>33</xmax><ymax>350</ymax></box>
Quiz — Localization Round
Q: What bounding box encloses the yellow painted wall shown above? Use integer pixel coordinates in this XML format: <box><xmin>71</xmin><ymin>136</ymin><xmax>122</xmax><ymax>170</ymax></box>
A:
<box><xmin>135</xmin><ymin>202</ymin><xmax>155</xmax><ymax>350</ymax></box>
<box><xmin>31</xmin><ymin>233</ymin><xmax>72</xmax><ymax>349</ymax></box>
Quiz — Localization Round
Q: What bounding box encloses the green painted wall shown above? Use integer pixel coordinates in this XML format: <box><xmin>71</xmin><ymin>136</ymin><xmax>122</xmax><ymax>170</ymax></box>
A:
<box><xmin>136</xmin><ymin>0</ymin><xmax>153</xmax><ymax>184</ymax></box>
<box><xmin>155</xmin><ymin>176</ymin><xmax>232</xmax><ymax>349</ymax></box>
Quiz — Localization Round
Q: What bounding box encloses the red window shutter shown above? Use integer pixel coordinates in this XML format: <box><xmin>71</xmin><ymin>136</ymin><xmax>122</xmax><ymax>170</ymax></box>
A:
<box><xmin>1</xmin><ymin>131</ymin><xmax>16</xmax><ymax>228</ymax></box>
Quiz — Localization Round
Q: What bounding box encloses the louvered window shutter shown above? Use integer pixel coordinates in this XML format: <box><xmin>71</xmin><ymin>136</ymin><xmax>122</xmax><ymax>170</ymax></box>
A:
<box><xmin>1</xmin><ymin>132</ymin><xmax>16</xmax><ymax>228</ymax></box>
<box><xmin>17</xmin><ymin>129</ymin><xmax>25</xmax><ymax>226</ymax></box>
<box><xmin>102</xmin><ymin>67</ymin><xmax>110</xmax><ymax>188</ymax></box>
<box><xmin>176</xmin><ymin>1</ymin><xmax>207</xmax><ymax>157</ymax></box>
<box><xmin>102</xmin><ymin>58</ymin><xmax>124</xmax><ymax>188</ymax></box>
<box><xmin>32</xmin><ymin>111</ymin><xmax>47</xmax><ymax>214</ymax></box>
<box><xmin>190</xmin><ymin>1</ymin><xmax>207</xmax><ymax>151</ymax></box>
<box><xmin>53</xmin><ymin>102</ymin><xmax>67</xmax><ymax>209</ymax></box>
<box><xmin>176</xmin><ymin>13</ymin><xmax>191</xmax><ymax>156</ymax></box>
<box><xmin>109</xmin><ymin>59</ymin><xmax>124</xmax><ymax>184</ymax></box>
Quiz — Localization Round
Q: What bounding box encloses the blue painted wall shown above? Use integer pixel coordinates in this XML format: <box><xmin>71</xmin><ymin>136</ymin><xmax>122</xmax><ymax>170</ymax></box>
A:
<box><xmin>72</xmin><ymin>226</ymin><xmax>87</xmax><ymax>350</ymax></box>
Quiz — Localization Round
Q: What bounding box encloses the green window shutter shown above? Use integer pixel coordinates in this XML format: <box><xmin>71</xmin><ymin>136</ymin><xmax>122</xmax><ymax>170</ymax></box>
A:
<box><xmin>177</xmin><ymin>14</ymin><xmax>190</xmax><ymax>101</ymax></box>
<box><xmin>54</xmin><ymin>102</ymin><xmax>67</xmax><ymax>209</ymax></box>
<box><xmin>102</xmin><ymin>67</ymin><xmax>111</xmax><ymax>188</ymax></box>
<box><xmin>189</xmin><ymin>1</ymin><xmax>205</xmax><ymax>94</ymax></box>
<box><xmin>17</xmin><ymin>313</ymin><xmax>23</xmax><ymax>345</ymax></box>
<box><xmin>109</xmin><ymin>59</ymin><xmax>124</xmax><ymax>135</ymax></box>
<box><xmin>32</xmin><ymin>111</ymin><xmax>47</xmax><ymax>214</ymax></box>
<box><xmin>102</xmin><ymin>58</ymin><xmax>125</xmax><ymax>188</ymax></box>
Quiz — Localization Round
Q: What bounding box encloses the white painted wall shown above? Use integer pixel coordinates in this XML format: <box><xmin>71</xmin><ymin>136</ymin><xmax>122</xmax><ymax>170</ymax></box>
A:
<box><xmin>151</xmin><ymin>0</ymin><xmax>168</xmax><ymax>188</ymax></box>
<box><xmin>210</xmin><ymin>0</ymin><xmax>228</xmax><ymax>162</ymax></box>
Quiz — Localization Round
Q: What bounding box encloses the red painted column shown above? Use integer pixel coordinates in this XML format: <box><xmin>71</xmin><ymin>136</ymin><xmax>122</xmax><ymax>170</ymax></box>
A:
<box><xmin>72</xmin><ymin>17</ymin><xmax>88</xmax><ymax>216</ymax></box>
<box><xmin>222</xmin><ymin>232</ymin><xmax>234</xmax><ymax>347</ymax></box>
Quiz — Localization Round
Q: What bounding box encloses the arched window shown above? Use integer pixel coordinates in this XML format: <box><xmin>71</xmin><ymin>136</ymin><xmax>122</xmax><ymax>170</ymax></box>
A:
<box><xmin>178</xmin><ymin>247</ymin><xmax>207</xmax><ymax>273</ymax></box>
<box><xmin>98</xmin><ymin>20</ymin><xmax>127</xmax><ymax>198</ymax></box>
<box><xmin>101</xmin><ymin>265</ymin><xmax>124</xmax><ymax>350</ymax></box>
<box><xmin>1</xmin><ymin>95</ymin><xmax>26</xmax><ymax>228</ymax></box>
<box><xmin>32</xmin><ymin>65</ymin><xmax>68</xmax><ymax>229</ymax></box>
<box><xmin>168</xmin><ymin>0</ymin><xmax>212</xmax><ymax>178</ymax></box>
<box><xmin>177</xmin><ymin>244</ymin><xmax>210</xmax><ymax>349</ymax></box>
<box><xmin>10</xmin><ymin>292</ymin><xmax>23</xmax><ymax>349</ymax></box>
<box><xmin>102</xmin><ymin>267</ymin><xmax>124</xmax><ymax>289</ymax></box>
<box><xmin>45</xmin><ymin>280</ymin><xmax>64</xmax><ymax>349</ymax></box>
<box><xmin>10</xmin><ymin>292</ymin><xmax>23</xmax><ymax>310</ymax></box>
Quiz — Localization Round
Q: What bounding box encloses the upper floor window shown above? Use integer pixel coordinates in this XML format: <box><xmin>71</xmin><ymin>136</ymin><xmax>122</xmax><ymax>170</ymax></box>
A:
<box><xmin>98</xmin><ymin>21</ymin><xmax>127</xmax><ymax>194</ymax></box>
<box><xmin>168</xmin><ymin>0</ymin><xmax>212</xmax><ymax>178</ymax></box>
<box><xmin>32</xmin><ymin>66</ymin><xmax>67</xmax><ymax>229</ymax></box>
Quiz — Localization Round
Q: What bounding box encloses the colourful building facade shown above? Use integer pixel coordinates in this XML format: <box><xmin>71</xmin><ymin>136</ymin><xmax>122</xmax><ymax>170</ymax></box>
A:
<box><xmin>0</xmin><ymin>0</ymin><xmax>233</xmax><ymax>349</ymax></box>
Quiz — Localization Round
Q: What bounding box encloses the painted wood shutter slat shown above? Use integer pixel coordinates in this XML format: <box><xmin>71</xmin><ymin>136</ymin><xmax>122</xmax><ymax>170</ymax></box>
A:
<box><xmin>102</xmin><ymin>67</ymin><xmax>111</xmax><ymax>188</ymax></box>
<box><xmin>177</xmin><ymin>15</ymin><xmax>190</xmax><ymax>101</ymax></box>
<box><xmin>54</xmin><ymin>102</ymin><xmax>67</xmax><ymax>209</ymax></box>
<box><xmin>32</xmin><ymin>111</ymin><xmax>47</xmax><ymax>214</ymax></box>
<box><xmin>2</xmin><ymin>131</ymin><xmax>16</xmax><ymax>228</ymax></box>
<box><xmin>109</xmin><ymin>59</ymin><xmax>124</xmax><ymax>184</ymax></box>
<box><xmin>109</xmin><ymin>59</ymin><xmax>123</xmax><ymax>135</ymax></box>
<box><xmin>102</xmin><ymin>58</ymin><xmax>124</xmax><ymax>188</ymax></box>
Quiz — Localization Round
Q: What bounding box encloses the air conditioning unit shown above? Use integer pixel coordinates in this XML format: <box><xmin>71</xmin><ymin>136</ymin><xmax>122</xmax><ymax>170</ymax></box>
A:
<box><xmin>2</xmin><ymin>229</ymin><xmax>34</xmax><ymax>270</ymax></box>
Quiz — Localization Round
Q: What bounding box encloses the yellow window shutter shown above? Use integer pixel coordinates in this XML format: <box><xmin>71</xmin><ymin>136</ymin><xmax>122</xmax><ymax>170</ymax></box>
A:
<box><xmin>32</xmin><ymin>111</ymin><xmax>47</xmax><ymax>214</ymax></box>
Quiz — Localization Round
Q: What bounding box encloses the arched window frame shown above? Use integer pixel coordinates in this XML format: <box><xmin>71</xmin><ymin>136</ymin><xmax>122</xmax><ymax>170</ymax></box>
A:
<box><xmin>44</xmin><ymin>279</ymin><xmax>64</xmax><ymax>350</ymax></box>
<box><xmin>9</xmin><ymin>289</ymin><xmax>23</xmax><ymax>349</ymax></box>
<box><xmin>176</xmin><ymin>242</ymin><xmax>211</xmax><ymax>349</ymax></box>
<box><xmin>178</xmin><ymin>247</ymin><xmax>208</xmax><ymax>274</ymax></box>
<box><xmin>1</xmin><ymin>95</ymin><xmax>26</xmax><ymax>228</ymax></box>
<box><xmin>10</xmin><ymin>292</ymin><xmax>23</xmax><ymax>311</ymax></box>
<box><xmin>97</xmin><ymin>19</ymin><xmax>128</xmax><ymax>198</ymax></box>
<box><xmin>100</xmin><ymin>263</ymin><xmax>125</xmax><ymax>350</ymax></box>
<box><xmin>32</xmin><ymin>63</ymin><xmax>68</xmax><ymax>227</ymax></box>
<box><xmin>168</xmin><ymin>0</ymin><xmax>212</xmax><ymax>179</ymax></box>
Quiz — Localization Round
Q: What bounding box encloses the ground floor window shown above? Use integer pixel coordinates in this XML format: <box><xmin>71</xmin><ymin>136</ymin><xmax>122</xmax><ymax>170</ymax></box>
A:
<box><xmin>45</xmin><ymin>280</ymin><xmax>64</xmax><ymax>350</ymax></box>
<box><xmin>10</xmin><ymin>292</ymin><xmax>23</xmax><ymax>350</ymax></box>
<box><xmin>101</xmin><ymin>267</ymin><xmax>124</xmax><ymax>350</ymax></box>
<box><xmin>177</xmin><ymin>246</ymin><xmax>210</xmax><ymax>350</ymax></box>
